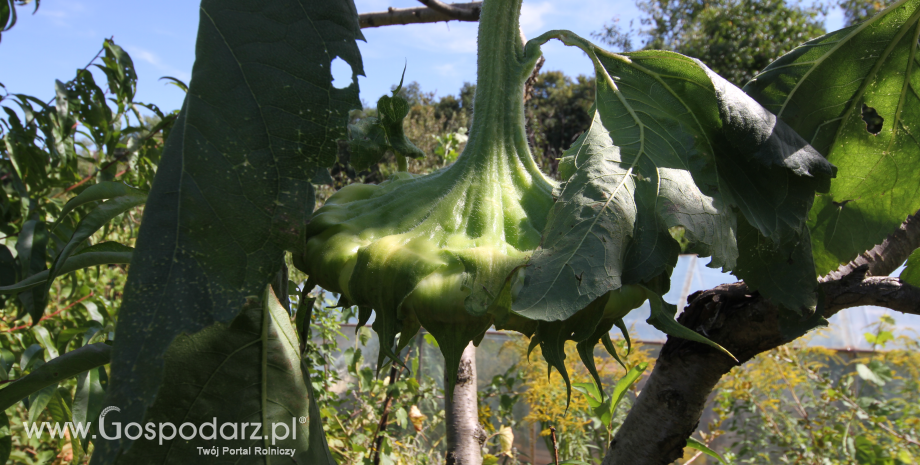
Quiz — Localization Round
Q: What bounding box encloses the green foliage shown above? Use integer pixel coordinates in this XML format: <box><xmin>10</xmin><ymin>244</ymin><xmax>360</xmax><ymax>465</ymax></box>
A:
<box><xmin>0</xmin><ymin>0</ymin><xmax>37</xmax><ymax>44</ymax></box>
<box><xmin>593</xmin><ymin>0</ymin><xmax>826</xmax><ymax>86</ymax></box>
<box><xmin>517</xmin><ymin>334</ymin><xmax>657</xmax><ymax>463</ymax></box>
<box><xmin>348</xmin><ymin>75</ymin><xmax>426</xmax><ymax>172</ymax></box>
<box><xmin>839</xmin><ymin>0</ymin><xmax>890</xmax><ymax>26</ymax></box>
<box><xmin>296</xmin><ymin>289</ymin><xmax>448</xmax><ymax>465</ymax></box>
<box><xmin>744</xmin><ymin>0</ymin><xmax>920</xmax><ymax>276</ymax></box>
<box><xmin>525</xmin><ymin>72</ymin><xmax>595</xmax><ymax>177</ymax></box>
<box><xmin>0</xmin><ymin>34</ymin><xmax>170</xmax><ymax>462</ymax></box>
<box><xmin>710</xmin><ymin>317</ymin><xmax>920</xmax><ymax>464</ymax></box>
<box><xmin>93</xmin><ymin>1</ymin><xmax>364</xmax><ymax>461</ymax></box>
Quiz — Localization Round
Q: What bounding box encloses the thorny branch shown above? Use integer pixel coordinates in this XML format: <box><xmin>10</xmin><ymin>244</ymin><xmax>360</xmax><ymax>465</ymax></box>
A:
<box><xmin>359</xmin><ymin>2</ymin><xmax>481</xmax><ymax>29</ymax></box>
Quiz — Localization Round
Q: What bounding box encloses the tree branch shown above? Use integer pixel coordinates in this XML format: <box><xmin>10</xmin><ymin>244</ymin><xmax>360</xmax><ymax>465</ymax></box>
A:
<box><xmin>821</xmin><ymin>209</ymin><xmax>920</xmax><ymax>281</ymax></box>
<box><xmin>359</xmin><ymin>2</ymin><xmax>481</xmax><ymax>29</ymax></box>
<box><xmin>604</xmin><ymin>210</ymin><xmax>920</xmax><ymax>464</ymax></box>
<box><xmin>417</xmin><ymin>0</ymin><xmax>481</xmax><ymax>20</ymax></box>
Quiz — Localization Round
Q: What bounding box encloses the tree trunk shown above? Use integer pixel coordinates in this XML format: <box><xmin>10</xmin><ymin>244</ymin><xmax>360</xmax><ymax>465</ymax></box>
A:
<box><xmin>445</xmin><ymin>342</ymin><xmax>485</xmax><ymax>465</ymax></box>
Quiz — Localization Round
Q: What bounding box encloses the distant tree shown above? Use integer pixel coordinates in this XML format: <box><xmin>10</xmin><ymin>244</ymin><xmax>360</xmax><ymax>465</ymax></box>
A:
<box><xmin>525</xmin><ymin>71</ymin><xmax>595</xmax><ymax>178</ymax></box>
<box><xmin>594</xmin><ymin>0</ymin><xmax>826</xmax><ymax>86</ymax></box>
<box><xmin>838</xmin><ymin>0</ymin><xmax>889</xmax><ymax>25</ymax></box>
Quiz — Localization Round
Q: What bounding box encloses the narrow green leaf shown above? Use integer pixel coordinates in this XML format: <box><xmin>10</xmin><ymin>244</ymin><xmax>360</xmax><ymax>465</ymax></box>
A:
<box><xmin>16</xmin><ymin>219</ymin><xmax>49</xmax><ymax>320</ymax></box>
<box><xmin>45</xmin><ymin>389</ymin><xmax>72</xmax><ymax>429</ymax></box>
<box><xmin>646</xmin><ymin>291</ymin><xmax>736</xmax><ymax>360</ymax></box>
<box><xmin>46</xmin><ymin>192</ymin><xmax>145</xmax><ymax>285</ymax></box>
<box><xmin>31</xmin><ymin>325</ymin><xmax>59</xmax><ymax>359</ymax></box>
<box><xmin>113</xmin><ymin>285</ymin><xmax>335</xmax><ymax>464</ymax></box>
<box><xmin>19</xmin><ymin>344</ymin><xmax>43</xmax><ymax>372</ymax></box>
<box><xmin>32</xmin><ymin>193</ymin><xmax>145</xmax><ymax>320</ymax></box>
<box><xmin>52</xmin><ymin>182</ymin><xmax>145</xmax><ymax>231</ymax></box>
<box><xmin>0</xmin><ymin>344</ymin><xmax>112</xmax><ymax>412</ymax></box>
<box><xmin>97</xmin><ymin>41</ymin><xmax>137</xmax><ymax>104</ymax></box>
<box><xmin>613</xmin><ymin>318</ymin><xmax>631</xmax><ymax>356</ymax></box>
<box><xmin>744</xmin><ymin>0</ymin><xmax>920</xmax><ymax>275</ymax></box>
<box><xmin>686</xmin><ymin>437</ymin><xmax>727</xmax><ymax>464</ymax></box>
<box><xmin>0</xmin><ymin>348</ymin><xmax>14</xmax><ymax>381</ymax></box>
<box><xmin>0</xmin><ymin>245</ymin><xmax>16</xmax><ymax>308</ymax></box>
<box><xmin>0</xmin><ymin>410</ymin><xmax>10</xmax><ymax>465</ymax></box>
<box><xmin>0</xmin><ymin>247</ymin><xmax>132</xmax><ymax>295</ymax></box>
<box><xmin>93</xmin><ymin>3</ymin><xmax>363</xmax><ymax>460</ymax></box>
<box><xmin>158</xmin><ymin>76</ymin><xmax>188</xmax><ymax>93</ymax></box>
<box><xmin>572</xmin><ymin>382</ymin><xmax>603</xmax><ymax>408</ymax></box>
<box><xmin>74</xmin><ymin>366</ymin><xmax>107</xmax><ymax>448</ymax></box>
<box><xmin>600</xmin><ymin>332</ymin><xmax>627</xmax><ymax>370</ymax></box>
<box><xmin>28</xmin><ymin>382</ymin><xmax>57</xmax><ymax>423</ymax></box>
<box><xmin>610</xmin><ymin>362</ymin><xmax>647</xmax><ymax>418</ymax></box>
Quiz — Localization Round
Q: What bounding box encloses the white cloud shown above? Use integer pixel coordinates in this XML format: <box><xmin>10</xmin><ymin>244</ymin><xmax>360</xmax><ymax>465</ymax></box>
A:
<box><xmin>125</xmin><ymin>46</ymin><xmax>191</xmax><ymax>82</ymax></box>
<box><xmin>435</xmin><ymin>63</ymin><xmax>457</xmax><ymax>76</ymax></box>
<box><xmin>36</xmin><ymin>1</ymin><xmax>90</xmax><ymax>31</ymax></box>
<box><xmin>520</xmin><ymin>1</ymin><xmax>554</xmax><ymax>35</ymax></box>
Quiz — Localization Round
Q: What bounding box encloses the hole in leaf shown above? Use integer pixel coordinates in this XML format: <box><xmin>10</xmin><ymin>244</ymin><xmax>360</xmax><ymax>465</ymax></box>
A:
<box><xmin>330</xmin><ymin>57</ymin><xmax>352</xmax><ymax>90</ymax></box>
<box><xmin>861</xmin><ymin>103</ymin><xmax>883</xmax><ymax>135</ymax></box>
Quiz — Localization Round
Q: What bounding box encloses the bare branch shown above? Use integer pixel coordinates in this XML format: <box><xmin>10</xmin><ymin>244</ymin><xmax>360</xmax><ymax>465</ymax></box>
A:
<box><xmin>824</xmin><ymin>268</ymin><xmax>920</xmax><ymax>316</ymax></box>
<box><xmin>417</xmin><ymin>0</ymin><xmax>481</xmax><ymax>20</ymax></box>
<box><xmin>359</xmin><ymin>2</ymin><xmax>481</xmax><ymax>29</ymax></box>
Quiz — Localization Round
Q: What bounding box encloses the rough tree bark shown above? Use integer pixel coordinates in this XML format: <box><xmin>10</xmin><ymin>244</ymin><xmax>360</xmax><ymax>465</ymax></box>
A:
<box><xmin>603</xmin><ymin>211</ymin><xmax>920</xmax><ymax>465</ymax></box>
<box><xmin>445</xmin><ymin>342</ymin><xmax>486</xmax><ymax>465</ymax></box>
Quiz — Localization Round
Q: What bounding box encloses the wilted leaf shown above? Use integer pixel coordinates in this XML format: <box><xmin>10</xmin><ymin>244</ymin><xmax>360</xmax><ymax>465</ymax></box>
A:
<box><xmin>516</xmin><ymin>31</ymin><xmax>833</xmax><ymax>322</ymax></box>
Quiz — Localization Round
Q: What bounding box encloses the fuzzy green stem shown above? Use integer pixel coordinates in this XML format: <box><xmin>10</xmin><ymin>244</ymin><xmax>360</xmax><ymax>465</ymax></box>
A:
<box><xmin>397</xmin><ymin>154</ymin><xmax>408</xmax><ymax>172</ymax></box>
<box><xmin>457</xmin><ymin>0</ymin><xmax>542</xmax><ymax>172</ymax></box>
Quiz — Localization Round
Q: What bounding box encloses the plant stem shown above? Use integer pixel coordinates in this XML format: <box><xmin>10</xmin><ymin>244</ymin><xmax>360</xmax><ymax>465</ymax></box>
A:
<box><xmin>454</xmin><ymin>0</ymin><xmax>542</xmax><ymax>175</ymax></box>
<box><xmin>550</xmin><ymin>426</ymin><xmax>560</xmax><ymax>465</ymax></box>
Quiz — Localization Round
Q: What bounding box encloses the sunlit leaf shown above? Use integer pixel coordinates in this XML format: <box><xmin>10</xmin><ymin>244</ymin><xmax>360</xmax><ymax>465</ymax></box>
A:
<box><xmin>744</xmin><ymin>0</ymin><xmax>920</xmax><ymax>275</ymax></box>
<box><xmin>685</xmin><ymin>437</ymin><xmax>727</xmax><ymax>464</ymax></box>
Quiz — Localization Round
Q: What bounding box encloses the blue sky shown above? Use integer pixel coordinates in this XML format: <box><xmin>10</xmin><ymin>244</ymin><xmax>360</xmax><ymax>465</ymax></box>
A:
<box><xmin>0</xmin><ymin>0</ymin><xmax>845</xmax><ymax>116</ymax></box>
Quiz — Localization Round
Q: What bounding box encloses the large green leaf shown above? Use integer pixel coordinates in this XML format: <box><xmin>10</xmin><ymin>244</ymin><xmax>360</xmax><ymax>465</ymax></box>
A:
<box><xmin>91</xmin><ymin>1</ymin><xmax>363</xmax><ymax>462</ymax></box>
<box><xmin>514</xmin><ymin>31</ymin><xmax>834</xmax><ymax>321</ymax></box>
<box><xmin>744</xmin><ymin>0</ymin><xmax>920</xmax><ymax>275</ymax></box>
<box><xmin>113</xmin><ymin>286</ymin><xmax>334</xmax><ymax>464</ymax></box>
